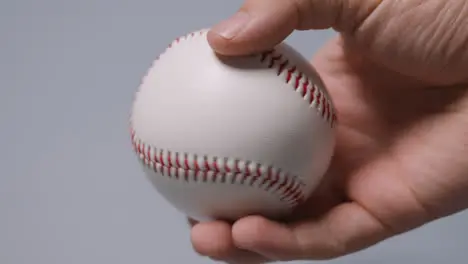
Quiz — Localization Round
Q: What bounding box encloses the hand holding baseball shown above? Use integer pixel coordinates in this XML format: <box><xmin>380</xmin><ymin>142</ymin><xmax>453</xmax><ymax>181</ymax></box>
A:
<box><xmin>189</xmin><ymin>0</ymin><xmax>468</xmax><ymax>262</ymax></box>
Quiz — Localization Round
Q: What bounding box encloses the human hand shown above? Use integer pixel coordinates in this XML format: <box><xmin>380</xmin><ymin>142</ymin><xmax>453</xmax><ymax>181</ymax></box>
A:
<box><xmin>189</xmin><ymin>0</ymin><xmax>468</xmax><ymax>263</ymax></box>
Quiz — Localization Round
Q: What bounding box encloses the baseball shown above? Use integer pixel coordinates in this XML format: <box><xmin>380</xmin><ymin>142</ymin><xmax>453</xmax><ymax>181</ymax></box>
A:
<box><xmin>129</xmin><ymin>28</ymin><xmax>337</xmax><ymax>222</ymax></box>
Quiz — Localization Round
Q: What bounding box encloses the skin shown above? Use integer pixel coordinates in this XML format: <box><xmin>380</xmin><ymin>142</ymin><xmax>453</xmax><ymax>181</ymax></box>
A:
<box><xmin>189</xmin><ymin>0</ymin><xmax>468</xmax><ymax>263</ymax></box>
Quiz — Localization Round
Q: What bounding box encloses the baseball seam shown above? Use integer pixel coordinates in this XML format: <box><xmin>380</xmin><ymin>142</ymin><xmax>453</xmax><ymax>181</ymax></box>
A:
<box><xmin>259</xmin><ymin>49</ymin><xmax>337</xmax><ymax>126</ymax></box>
<box><xmin>131</xmin><ymin>129</ymin><xmax>306</xmax><ymax>206</ymax></box>
<box><xmin>130</xmin><ymin>29</ymin><xmax>336</xmax><ymax>208</ymax></box>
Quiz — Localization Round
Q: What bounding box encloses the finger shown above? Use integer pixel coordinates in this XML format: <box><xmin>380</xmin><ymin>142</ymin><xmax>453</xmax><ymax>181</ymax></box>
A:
<box><xmin>190</xmin><ymin>220</ymin><xmax>271</xmax><ymax>263</ymax></box>
<box><xmin>190</xmin><ymin>221</ymin><xmax>234</xmax><ymax>258</ymax></box>
<box><xmin>207</xmin><ymin>0</ymin><xmax>383</xmax><ymax>55</ymax></box>
<box><xmin>232</xmin><ymin>215</ymin><xmax>305</xmax><ymax>261</ymax></box>
<box><xmin>232</xmin><ymin>203</ymin><xmax>393</xmax><ymax>261</ymax></box>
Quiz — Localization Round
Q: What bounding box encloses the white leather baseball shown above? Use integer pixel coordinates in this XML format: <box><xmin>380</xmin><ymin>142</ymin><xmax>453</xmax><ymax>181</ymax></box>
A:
<box><xmin>129</xmin><ymin>29</ymin><xmax>336</xmax><ymax>222</ymax></box>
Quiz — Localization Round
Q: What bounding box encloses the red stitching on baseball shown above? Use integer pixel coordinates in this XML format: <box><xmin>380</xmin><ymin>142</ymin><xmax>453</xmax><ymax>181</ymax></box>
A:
<box><xmin>130</xmin><ymin>129</ymin><xmax>306</xmax><ymax>206</ymax></box>
<box><xmin>278</xmin><ymin>60</ymin><xmax>289</xmax><ymax>75</ymax></box>
<box><xmin>259</xmin><ymin>49</ymin><xmax>337</xmax><ymax>127</ymax></box>
<box><xmin>286</xmin><ymin>66</ymin><xmax>295</xmax><ymax>83</ymax></box>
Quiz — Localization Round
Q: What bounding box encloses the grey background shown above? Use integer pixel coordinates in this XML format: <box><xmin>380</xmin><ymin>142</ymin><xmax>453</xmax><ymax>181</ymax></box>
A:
<box><xmin>1</xmin><ymin>0</ymin><xmax>466</xmax><ymax>263</ymax></box>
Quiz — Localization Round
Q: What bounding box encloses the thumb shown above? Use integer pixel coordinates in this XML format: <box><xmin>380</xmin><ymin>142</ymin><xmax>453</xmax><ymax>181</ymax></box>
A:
<box><xmin>207</xmin><ymin>0</ymin><xmax>381</xmax><ymax>55</ymax></box>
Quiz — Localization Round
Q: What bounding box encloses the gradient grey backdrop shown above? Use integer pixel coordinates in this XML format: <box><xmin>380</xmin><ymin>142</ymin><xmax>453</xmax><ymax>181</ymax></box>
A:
<box><xmin>1</xmin><ymin>0</ymin><xmax>467</xmax><ymax>263</ymax></box>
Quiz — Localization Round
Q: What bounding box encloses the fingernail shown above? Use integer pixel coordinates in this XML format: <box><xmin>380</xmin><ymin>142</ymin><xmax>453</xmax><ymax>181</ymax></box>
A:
<box><xmin>211</xmin><ymin>11</ymin><xmax>251</xmax><ymax>39</ymax></box>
